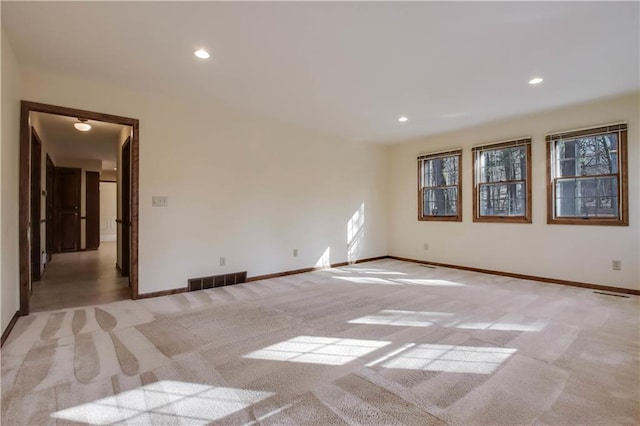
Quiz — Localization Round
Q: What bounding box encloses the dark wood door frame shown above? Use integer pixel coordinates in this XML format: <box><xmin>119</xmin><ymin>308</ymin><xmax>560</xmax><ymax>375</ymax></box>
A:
<box><xmin>45</xmin><ymin>154</ymin><xmax>55</xmax><ymax>263</ymax></box>
<box><xmin>85</xmin><ymin>171</ymin><xmax>100</xmax><ymax>250</ymax></box>
<box><xmin>120</xmin><ymin>137</ymin><xmax>131</xmax><ymax>278</ymax></box>
<box><xmin>30</xmin><ymin>129</ymin><xmax>42</xmax><ymax>282</ymax></box>
<box><xmin>19</xmin><ymin>100</ymin><xmax>140</xmax><ymax>315</ymax></box>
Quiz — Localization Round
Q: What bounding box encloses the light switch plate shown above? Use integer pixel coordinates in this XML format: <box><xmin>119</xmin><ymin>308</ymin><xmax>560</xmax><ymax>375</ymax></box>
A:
<box><xmin>152</xmin><ymin>196</ymin><xmax>168</xmax><ymax>207</ymax></box>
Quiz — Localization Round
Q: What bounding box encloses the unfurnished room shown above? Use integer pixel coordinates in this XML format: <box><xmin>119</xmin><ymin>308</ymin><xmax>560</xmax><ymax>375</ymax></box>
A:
<box><xmin>1</xmin><ymin>2</ymin><xmax>638</xmax><ymax>425</ymax></box>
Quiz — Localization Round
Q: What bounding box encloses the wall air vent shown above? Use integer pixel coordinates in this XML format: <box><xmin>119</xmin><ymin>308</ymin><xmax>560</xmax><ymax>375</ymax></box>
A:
<box><xmin>188</xmin><ymin>271</ymin><xmax>247</xmax><ymax>292</ymax></box>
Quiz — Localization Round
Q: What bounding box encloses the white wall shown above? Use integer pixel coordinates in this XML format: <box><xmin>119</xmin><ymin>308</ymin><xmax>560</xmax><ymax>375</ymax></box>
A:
<box><xmin>20</xmin><ymin>68</ymin><xmax>389</xmax><ymax>294</ymax></box>
<box><xmin>100</xmin><ymin>181</ymin><xmax>117</xmax><ymax>242</ymax></box>
<box><xmin>388</xmin><ymin>92</ymin><xmax>639</xmax><ymax>291</ymax></box>
<box><xmin>1</xmin><ymin>30</ymin><xmax>22</xmax><ymax>333</ymax></box>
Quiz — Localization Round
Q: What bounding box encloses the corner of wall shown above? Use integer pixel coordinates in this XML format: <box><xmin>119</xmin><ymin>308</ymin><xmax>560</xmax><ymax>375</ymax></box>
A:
<box><xmin>1</xmin><ymin>29</ymin><xmax>24</xmax><ymax>334</ymax></box>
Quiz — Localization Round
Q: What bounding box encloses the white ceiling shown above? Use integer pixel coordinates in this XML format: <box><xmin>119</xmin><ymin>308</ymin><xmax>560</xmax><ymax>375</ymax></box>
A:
<box><xmin>4</xmin><ymin>2</ymin><xmax>639</xmax><ymax>143</ymax></box>
<box><xmin>32</xmin><ymin>112</ymin><xmax>127</xmax><ymax>170</ymax></box>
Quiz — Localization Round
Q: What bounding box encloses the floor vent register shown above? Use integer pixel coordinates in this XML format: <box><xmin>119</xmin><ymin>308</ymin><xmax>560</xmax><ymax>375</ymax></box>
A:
<box><xmin>188</xmin><ymin>271</ymin><xmax>248</xmax><ymax>292</ymax></box>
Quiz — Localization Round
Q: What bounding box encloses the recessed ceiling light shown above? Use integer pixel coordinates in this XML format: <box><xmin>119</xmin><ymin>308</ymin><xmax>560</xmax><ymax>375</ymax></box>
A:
<box><xmin>529</xmin><ymin>77</ymin><xmax>543</xmax><ymax>85</ymax></box>
<box><xmin>113</xmin><ymin>167</ymin><xmax>117</xmax><ymax>171</ymax></box>
<box><xmin>398</xmin><ymin>116</ymin><xmax>408</xmax><ymax>122</ymax></box>
<box><xmin>74</xmin><ymin>118</ymin><xmax>91</xmax><ymax>132</ymax></box>
<box><xmin>194</xmin><ymin>49</ymin><xmax>210</xmax><ymax>59</ymax></box>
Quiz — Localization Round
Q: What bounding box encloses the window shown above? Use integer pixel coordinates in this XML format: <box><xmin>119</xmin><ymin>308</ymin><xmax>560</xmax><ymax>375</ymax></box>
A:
<box><xmin>418</xmin><ymin>149</ymin><xmax>461</xmax><ymax>221</ymax></box>
<box><xmin>473</xmin><ymin>138</ymin><xmax>531</xmax><ymax>223</ymax></box>
<box><xmin>547</xmin><ymin>123</ymin><xmax>628</xmax><ymax>226</ymax></box>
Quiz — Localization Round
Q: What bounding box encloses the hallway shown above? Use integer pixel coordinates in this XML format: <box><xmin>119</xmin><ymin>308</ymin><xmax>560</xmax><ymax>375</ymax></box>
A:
<box><xmin>31</xmin><ymin>242</ymin><xmax>130</xmax><ymax>312</ymax></box>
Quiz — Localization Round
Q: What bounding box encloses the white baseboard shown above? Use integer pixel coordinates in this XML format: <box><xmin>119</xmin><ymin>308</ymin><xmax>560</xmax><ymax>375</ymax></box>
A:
<box><xmin>100</xmin><ymin>234</ymin><xmax>117</xmax><ymax>242</ymax></box>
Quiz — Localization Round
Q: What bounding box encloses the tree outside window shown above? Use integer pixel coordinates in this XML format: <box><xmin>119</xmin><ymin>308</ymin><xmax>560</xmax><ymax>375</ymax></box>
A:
<box><xmin>418</xmin><ymin>150</ymin><xmax>462</xmax><ymax>222</ymax></box>
<box><xmin>547</xmin><ymin>123</ymin><xmax>628</xmax><ymax>226</ymax></box>
<box><xmin>473</xmin><ymin>139</ymin><xmax>532</xmax><ymax>223</ymax></box>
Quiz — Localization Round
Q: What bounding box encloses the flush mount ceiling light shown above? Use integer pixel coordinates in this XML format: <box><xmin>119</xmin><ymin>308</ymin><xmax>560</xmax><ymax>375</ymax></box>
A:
<box><xmin>194</xmin><ymin>49</ymin><xmax>210</xmax><ymax>59</ymax></box>
<box><xmin>398</xmin><ymin>116</ymin><xmax>409</xmax><ymax>122</ymax></box>
<box><xmin>529</xmin><ymin>77</ymin><xmax>544</xmax><ymax>85</ymax></box>
<box><xmin>74</xmin><ymin>118</ymin><xmax>91</xmax><ymax>132</ymax></box>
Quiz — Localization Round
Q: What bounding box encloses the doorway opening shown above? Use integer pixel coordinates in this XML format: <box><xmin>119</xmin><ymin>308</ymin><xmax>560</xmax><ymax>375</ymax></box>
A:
<box><xmin>19</xmin><ymin>101</ymin><xmax>139</xmax><ymax>315</ymax></box>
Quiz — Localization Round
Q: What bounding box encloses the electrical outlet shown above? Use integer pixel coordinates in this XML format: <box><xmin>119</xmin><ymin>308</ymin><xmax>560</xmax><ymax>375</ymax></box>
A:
<box><xmin>423</xmin><ymin>243</ymin><xmax>429</xmax><ymax>251</ymax></box>
<box><xmin>220</xmin><ymin>256</ymin><xmax>226</xmax><ymax>267</ymax></box>
<box><xmin>612</xmin><ymin>260</ymin><xmax>621</xmax><ymax>271</ymax></box>
<box><xmin>293</xmin><ymin>249</ymin><xmax>298</xmax><ymax>257</ymax></box>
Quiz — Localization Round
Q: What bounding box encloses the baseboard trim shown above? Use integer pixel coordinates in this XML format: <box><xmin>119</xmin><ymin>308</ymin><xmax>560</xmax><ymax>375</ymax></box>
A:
<box><xmin>349</xmin><ymin>256</ymin><xmax>389</xmax><ymax>265</ymax></box>
<box><xmin>104</xmin><ymin>255</ymin><xmax>639</xmax><ymax>303</ymax></box>
<box><xmin>1</xmin><ymin>311</ymin><xmax>20</xmax><ymax>347</ymax></box>
<box><xmin>247</xmin><ymin>267</ymin><xmax>316</xmax><ymax>282</ymax></box>
<box><xmin>137</xmin><ymin>287</ymin><xmax>188</xmax><ymax>299</ymax></box>
<box><xmin>246</xmin><ymin>256</ymin><xmax>389</xmax><ymax>282</ymax></box>
<box><xmin>134</xmin><ymin>256</ymin><xmax>390</xmax><ymax>299</ymax></box>
<box><xmin>388</xmin><ymin>256</ymin><xmax>640</xmax><ymax>296</ymax></box>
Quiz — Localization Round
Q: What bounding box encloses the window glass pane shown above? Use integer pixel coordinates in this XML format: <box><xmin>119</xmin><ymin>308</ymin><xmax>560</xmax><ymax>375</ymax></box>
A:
<box><xmin>551</xmin><ymin>127</ymin><xmax>625</xmax><ymax>223</ymax></box>
<box><xmin>423</xmin><ymin>188</ymin><xmax>457</xmax><ymax>216</ymax></box>
<box><xmin>479</xmin><ymin>146</ymin><xmax>526</xmax><ymax>183</ymax></box>
<box><xmin>423</xmin><ymin>156</ymin><xmax>458</xmax><ymax>187</ymax></box>
<box><xmin>479</xmin><ymin>182</ymin><xmax>525</xmax><ymax>216</ymax></box>
<box><xmin>556</xmin><ymin>139</ymin><xmax>576</xmax><ymax>161</ymax></box>
<box><xmin>422</xmin><ymin>160</ymin><xmax>432</xmax><ymax>187</ymax></box>
<box><xmin>556</xmin><ymin>134</ymin><xmax>618</xmax><ymax>177</ymax></box>
<box><xmin>555</xmin><ymin>177</ymin><xmax>618</xmax><ymax>217</ymax></box>
<box><xmin>579</xmin><ymin>154</ymin><xmax>617</xmax><ymax>176</ymax></box>
<box><xmin>558</xmin><ymin>159</ymin><xmax>576</xmax><ymax>177</ymax></box>
<box><xmin>420</xmin><ymin>152</ymin><xmax>461</xmax><ymax>220</ymax></box>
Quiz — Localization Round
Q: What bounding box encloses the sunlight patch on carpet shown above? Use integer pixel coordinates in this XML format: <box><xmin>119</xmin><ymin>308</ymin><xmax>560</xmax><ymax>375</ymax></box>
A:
<box><xmin>50</xmin><ymin>381</ymin><xmax>273</xmax><ymax>425</ymax></box>
<box><xmin>348</xmin><ymin>309</ymin><xmax>452</xmax><ymax>327</ymax></box>
<box><xmin>376</xmin><ymin>344</ymin><xmax>517</xmax><ymax>374</ymax></box>
<box><xmin>455</xmin><ymin>321</ymin><xmax>546</xmax><ymax>332</ymax></box>
<box><xmin>243</xmin><ymin>336</ymin><xmax>391</xmax><ymax>365</ymax></box>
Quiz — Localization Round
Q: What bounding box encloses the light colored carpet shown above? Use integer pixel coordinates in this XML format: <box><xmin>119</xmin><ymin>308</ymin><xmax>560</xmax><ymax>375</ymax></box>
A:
<box><xmin>1</xmin><ymin>259</ymin><xmax>638</xmax><ymax>425</ymax></box>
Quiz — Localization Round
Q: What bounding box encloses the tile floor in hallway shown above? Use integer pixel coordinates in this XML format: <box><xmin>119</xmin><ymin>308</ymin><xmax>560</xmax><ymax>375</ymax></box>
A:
<box><xmin>2</xmin><ymin>259</ymin><xmax>639</xmax><ymax>425</ymax></box>
<box><xmin>30</xmin><ymin>242</ymin><xmax>131</xmax><ymax>312</ymax></box>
